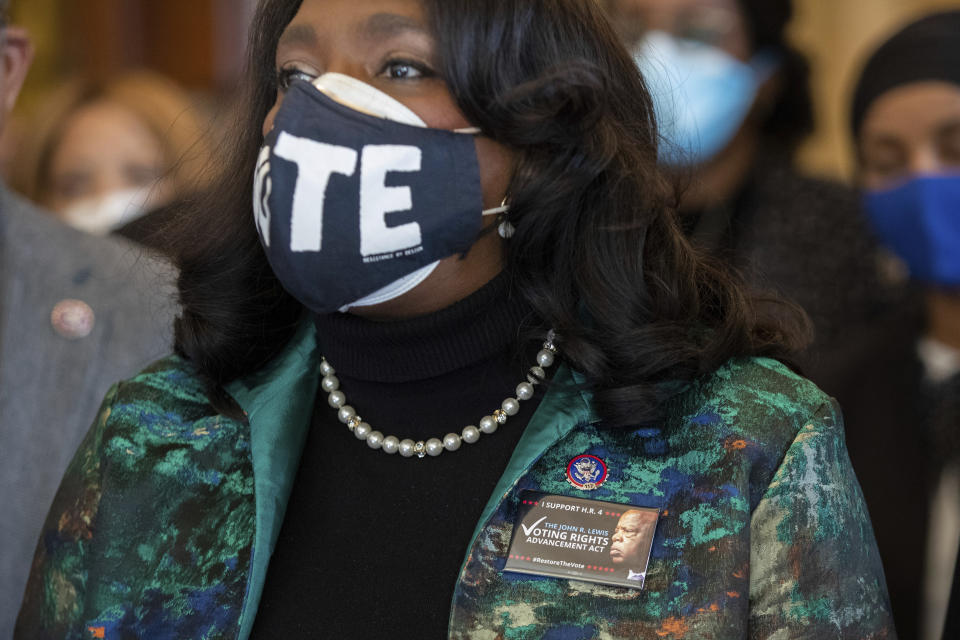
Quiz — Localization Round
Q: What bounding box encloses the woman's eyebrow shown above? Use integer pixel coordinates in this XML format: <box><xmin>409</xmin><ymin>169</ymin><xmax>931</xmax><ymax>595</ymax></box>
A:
<box><xmin>278</xmin><ymin>23</ymin><xmax>319</xmax><ymax>50</ymax></box>
<box><xmin>359</xmin><ymin>13</ymin><xmax>427</xmax><ymax>41</ymax></box>
<box><xmin>863</xmin><ymin>131</ymin><xmax>906</xmax><ymax>148</ymax></box>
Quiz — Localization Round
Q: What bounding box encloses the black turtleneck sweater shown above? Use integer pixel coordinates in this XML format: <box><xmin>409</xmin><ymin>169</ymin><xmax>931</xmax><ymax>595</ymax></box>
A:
<box><xmin>252</xmin><ymin>275</ymin><xmax>548</xmax><ymax>638</ymax></box>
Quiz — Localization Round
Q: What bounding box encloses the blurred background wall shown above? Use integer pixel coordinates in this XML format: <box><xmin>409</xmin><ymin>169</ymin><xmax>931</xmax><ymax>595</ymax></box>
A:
<box><xmin>2</xmin><ymin>0</ymin><xmax>257</xmax><ymax>175</ymax></box>
<box><xmin>6</xmin><ymin>0</ymin><xmax>960</xmax><ymax>181</ymax></box>
<box><xmin>10</xmin><ymin>0</ymin><xmax>256</xmax><ymax>96</ymax></box>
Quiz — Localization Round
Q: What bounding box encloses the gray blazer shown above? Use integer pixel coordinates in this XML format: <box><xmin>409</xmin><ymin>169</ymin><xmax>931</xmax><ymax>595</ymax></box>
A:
<box><xmin>0</xmin><ymin>186</ymin><xmax>176</xmax><ymax>632</ymax></box>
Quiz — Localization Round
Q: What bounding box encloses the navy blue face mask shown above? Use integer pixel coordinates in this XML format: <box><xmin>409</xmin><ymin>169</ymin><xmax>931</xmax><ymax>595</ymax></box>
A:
<box><xmin>253</xmin><ymin>73</ymin><xmax>506</xmax><ymax>314</ymax></box>
<box><xmin>863</xmin><ymin>174</ymin><xmax>960</xmax><ymax>288</ymax></box>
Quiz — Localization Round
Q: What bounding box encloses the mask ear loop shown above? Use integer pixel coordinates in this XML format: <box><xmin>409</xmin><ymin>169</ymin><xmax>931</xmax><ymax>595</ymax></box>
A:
<box><xmin>494</xmin><ymin>197</ymin><xmax>515</xmax><ymax>239</ymax></box>
<box><xmin>460</xmin><ymin>126</ymin><xmax>514</xmax><ymax>239</ymax></box>
<box><xmin>481</xmin><ymin>198</ymin><xmax>513</xmax><ymax>238</ymax></box>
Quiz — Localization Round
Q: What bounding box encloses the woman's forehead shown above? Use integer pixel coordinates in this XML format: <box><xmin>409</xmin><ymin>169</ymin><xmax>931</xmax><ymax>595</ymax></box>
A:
<box><xmin>277</xmin><ymin>0</ymin><xmax>430</xmax><ymax>61</ymax></box>
<box><xmin>281</xmin><ymin>0</ymin><xmax>427</xmax><ymax>40</ymax></box>
<box><xmin>861</xmin><ymin>81</ymin><xmax>960</xmax><ymax>142</ymax></box>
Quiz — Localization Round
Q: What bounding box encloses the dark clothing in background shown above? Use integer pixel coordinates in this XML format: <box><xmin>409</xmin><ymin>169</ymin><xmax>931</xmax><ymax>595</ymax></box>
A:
<box><xmin>929</xmin><ymin>373</ymin><xmax>960</xmax><ymax>468</ymax></box>
<box><xmin>933</xmin><ymin>372</ymin><xmax>960</xmax><ymax>640</ymax></box>
<box><xmin>944</xmin><ymin>494</ymin><xmax>960</xmax><ymax>640</ymax></box>
<box><xmin>690</xmin><ymin>155</ymin><xmax>928</xmax><ymax>638</ymax></box>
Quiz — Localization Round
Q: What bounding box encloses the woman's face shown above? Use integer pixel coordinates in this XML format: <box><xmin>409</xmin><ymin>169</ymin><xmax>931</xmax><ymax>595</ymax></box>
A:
<box><xmin>603</xmin><ymin>0</ymin><xmax>765</xmax><ymax>210</ymax></box>
<box><xmin>858</xmin><ymin>81</ymin><xmax>960</xmax><ymax>191</ymax></box>
<box><xmin>46</xmin><ymin>99</ymin><xmax>168</xmax><ymax>214</ymax></box>
<box><xmin>264</xmin><ymin>0</ymin><xmax>515</xmax><ymax>319</ymax></box>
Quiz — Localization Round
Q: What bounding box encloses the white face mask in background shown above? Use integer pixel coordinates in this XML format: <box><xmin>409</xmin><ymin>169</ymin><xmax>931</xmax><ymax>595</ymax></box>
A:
<box><xmin>633</xmin><ymin>31</ymin><xmax>777</xmax><ymax>167</ymax></box>
<box><xmin>58</xmin><ymin>187</ymin><xmax>155</xmax><ymax>235</ymax></box>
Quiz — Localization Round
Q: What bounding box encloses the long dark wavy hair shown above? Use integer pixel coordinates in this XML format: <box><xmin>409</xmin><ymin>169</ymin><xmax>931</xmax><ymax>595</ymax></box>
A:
<box><xmin>172</xmin><ymin>0</ymin><xmax>809</xmax><ymax>426</ymax></box>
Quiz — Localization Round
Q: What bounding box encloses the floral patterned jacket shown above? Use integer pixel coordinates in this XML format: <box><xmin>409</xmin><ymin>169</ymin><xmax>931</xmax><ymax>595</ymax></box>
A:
<box><xmin>16</xmin><ymin>321</ymin><xmax>895</xmax><ymax>639</ymax></box>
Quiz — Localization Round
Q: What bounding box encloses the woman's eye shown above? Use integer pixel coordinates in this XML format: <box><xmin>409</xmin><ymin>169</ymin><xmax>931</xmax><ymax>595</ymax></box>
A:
<box><xmin>678</xmin><ymin>26</ymin><xmax>723</xmax><ymax>47</ymax></box>
<box><xmin>861</xmin><ymin>145</ymin><xmax>906</xmax><ymax>181</ymax></box>
<box><xmin>277</xmin><ymin>67</ymin><xmax>318</xmax><ymax>90</ymax></box>
<box><xmin>380</xmin><ymin>59</ymin><xmax>433</xmax><ymax>80</ymax></box>
<box><xmin>125</xmin><ymin>163</ymin><xmax>162</xmax><ymax>187</ymax></box>
<box><xmin>867</xmin><ymin>161</ymin><xmax>905</xmax><ymax>182</ymax></box>
<box><xmin>54</xmin><ymin>174</ymin><xmax>92</xmax><ymax>200</ymax></box>
<box><xmin>938</xmin><ymin>129</ymin><xmax>960</xmax><ymax>167</ymax></box>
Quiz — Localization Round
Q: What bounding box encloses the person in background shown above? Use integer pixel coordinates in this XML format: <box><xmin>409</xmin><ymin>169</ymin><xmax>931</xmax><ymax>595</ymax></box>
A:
<box><xmin>0</xmin><ymin>5</ymin><xmax>176</xmax><ymax>633</ymax></box>
<box><xmin>602</xmin><ymin>0</ymin><xmax>927</xmax><ymax>634</ymax></box>
<box><xmin>9</xmin><ymin>70</ymin><xmax>210</xmax><ymax>248</ymax></box>
<box><xmin>850</xmin><ymin>12</ymin><xmax>960</xmax><ymax>639</ymax></box>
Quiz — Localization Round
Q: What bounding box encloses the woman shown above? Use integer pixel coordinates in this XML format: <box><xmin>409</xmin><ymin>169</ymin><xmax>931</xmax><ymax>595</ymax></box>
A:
<box><xmin>10</xmin><ymin>70</ymin><xmax>210</xmax><ymax>245</ymax></box>
<box><xmin>851</xmin><ymin>11</ymin><xmax>960</xmax><ymax>638</ymax></box>
<box><xmin>17</xmin><ymin>1</ymin><xmax>893</xmax><ymax>638</ymax></box>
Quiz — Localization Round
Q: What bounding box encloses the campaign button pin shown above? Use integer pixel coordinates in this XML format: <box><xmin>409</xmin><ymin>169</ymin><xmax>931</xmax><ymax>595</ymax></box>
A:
<box><xmin>566</xmin><ymin>454</ymin><xmax>607</xmax><ymax>491</ymax></box>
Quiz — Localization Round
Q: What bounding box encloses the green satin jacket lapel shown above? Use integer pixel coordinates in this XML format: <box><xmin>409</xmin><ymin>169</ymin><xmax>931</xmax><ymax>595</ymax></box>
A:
<box><xmin>226</xmin><ymin>319</ymin><xmax>322</xmax><ymax>640</ymax></box>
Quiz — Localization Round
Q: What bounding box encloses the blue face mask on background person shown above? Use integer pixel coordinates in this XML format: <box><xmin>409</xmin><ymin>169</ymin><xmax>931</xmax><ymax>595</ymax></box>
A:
<box><xmin>253</xmin><ymin>73</ymin><xmax>507</xmax><ymax>314</ymax></box>
<box><xmin>863</xmin><ymin>174</ymin><xmax>960</xmax><ymax>287</ymax></box>
<box><xmin>633</xmin><ymin>31</ymin><xmax>775</xmax><ymax>167</ymax></box>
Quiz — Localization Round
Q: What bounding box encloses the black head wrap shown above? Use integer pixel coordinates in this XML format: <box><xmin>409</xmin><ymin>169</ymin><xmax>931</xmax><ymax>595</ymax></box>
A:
<box><xmin>851</xmin><ymin>11</ymin><xmax>960</xmax><ymax>138</ymax></box>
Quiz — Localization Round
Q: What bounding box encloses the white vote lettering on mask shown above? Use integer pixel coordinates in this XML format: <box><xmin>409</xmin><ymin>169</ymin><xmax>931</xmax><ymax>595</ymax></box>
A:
<box><xmin>254</xmin><ymin>146</ymin><xmax>274</xmax><ymax>247</ymax></box>
<box><xmin>359</xmin><ymin>145</ymin><xmax>422</xmax><ymax>257</ymax></box>
<box><xmin>274</xmin><ymin>132</ymin><xmax>358</xmax><ymax>252</ymax></box>
<box><xmin>268</xmin><ymin>133</ymin><xmax>424</xmax><ymax>257</ymax></box>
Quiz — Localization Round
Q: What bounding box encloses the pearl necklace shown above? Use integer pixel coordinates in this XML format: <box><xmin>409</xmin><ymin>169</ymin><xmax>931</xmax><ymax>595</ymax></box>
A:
<box><xmin>321</xmin><ymin>332</ymin><xmax>559</xmax><ymax>458</ymax></box>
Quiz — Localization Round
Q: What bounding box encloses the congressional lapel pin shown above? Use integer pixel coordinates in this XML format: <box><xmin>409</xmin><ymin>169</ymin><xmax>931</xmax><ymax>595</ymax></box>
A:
<box><xmin>505</xmin><ymin>490</ymin><xmax>660</xmax><ymax>590</ymax></box>
<box><xmin>566</xmin><ymin>454</ymin><xmax>607</xmax><ymax>491</ymax></box>
<box><xmin>51</xmin><ymin>299</ymin><xmax>95</xmax><ymax>340</ymax></box>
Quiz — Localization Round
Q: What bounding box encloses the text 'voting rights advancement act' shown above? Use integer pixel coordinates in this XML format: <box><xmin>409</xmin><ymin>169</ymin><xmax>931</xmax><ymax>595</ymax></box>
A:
<box><xmin>505</xmin><ymin>491</ymin><xmax>659</xmax><ymax>589</ymax></box>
